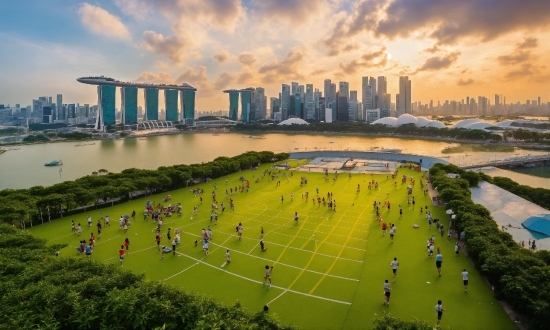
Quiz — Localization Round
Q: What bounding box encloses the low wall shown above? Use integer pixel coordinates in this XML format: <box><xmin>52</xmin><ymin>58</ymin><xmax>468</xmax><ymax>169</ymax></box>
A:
<box><xmin>289</xmin><ymin>151</ymin><xmax>449</xmax><ymax>169</ymax></box>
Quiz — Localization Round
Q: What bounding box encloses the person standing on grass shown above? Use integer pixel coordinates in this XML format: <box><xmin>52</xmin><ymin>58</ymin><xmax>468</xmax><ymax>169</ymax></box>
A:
<box><xmin>226</xmin><ymin>249</ymin><xmax>231</xmax><ymax>263</ymax></box>
<box><xmin>260</xmin><ymin>240</ymin><xmax>268</xmax><ymax>252</ymax></box>
<box><xmin>237</xmin><ymin>222</ymin><xmax>243</xmax><ymax>241</ymax></box>
<box><xmin>124</xmin><ymin>238</ymin><xmax>130</xmax><ymax>251</ymax></box>
<box><xmin>294</xmin><ymin>212</ymin><xmax>299</xmax><ymax>221</ymax></box>
<box><xmin>390</xmin><ymin>258</ymin><xmax>399</xmax><ymax>282</ymax></box>
<box><xmin>172</xmin><ymin>238</ymin><xmax>176</xmax><ymax>255</ymax></box>
<box><xmin>435</xmin><ymin>300</ymin><xmax>445</xmax><ymax>326</ymax></box>
<box><xmin>389</xmin><ymin>226</ymin><xmax>395</xmax><ymax>242</ymax></box>
<box><xmin>383</xmin><ymin>280</ymin><xmax>391</xmax><ymax>306</ymax></box>
<box><xmin>435</xmin><ymin>250</ymin><xmax>443</xmax><ymax>276</ymax></box>
<box><xmin>461</xmin><ymin>269</ymin><xmax>469</xmax><ymax>292</ymax></box>
<box><xmin>455</xmin><ymin>242</ymin><xmax>460</xmax><ymax>256</ymax></box>
<box><xmin>119</xmin><ymin>245</ymin><xmax>125</xmax><ymax>267</ymax></box>
<box><xmin>155</xmin><ymin>233</ymin><xmax>161</xmax><ymax>250</ymax></box>
<box><xmin>263</xmin><ymin>265</ymin><xmax>273</xmax><ymax>288</ymax></box>
<box><xmin>96</xmin><ymin>220</ymin><xmax>102</xmax><ymax>239</ymax></box>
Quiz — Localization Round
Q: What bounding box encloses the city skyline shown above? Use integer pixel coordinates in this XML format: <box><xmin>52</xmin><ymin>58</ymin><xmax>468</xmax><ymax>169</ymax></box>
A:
<box><xmin>0</xmin><ymin>0</ymin><xmax>549</xmax><ymax>110</ymax></box>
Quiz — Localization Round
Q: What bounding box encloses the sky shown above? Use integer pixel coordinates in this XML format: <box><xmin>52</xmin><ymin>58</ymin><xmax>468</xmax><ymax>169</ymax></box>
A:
<box><xmin>0</xmin><ymin>0</ymin><xmax>549</xmax><ymax>111</ymax></box>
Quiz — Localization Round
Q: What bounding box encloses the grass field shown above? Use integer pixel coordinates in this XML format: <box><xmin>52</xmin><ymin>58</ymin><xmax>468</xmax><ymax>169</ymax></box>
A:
<box><xmin>28</xmin><ymin>163</ymin><xmax>516</xmax><ymax>330</ymax></box>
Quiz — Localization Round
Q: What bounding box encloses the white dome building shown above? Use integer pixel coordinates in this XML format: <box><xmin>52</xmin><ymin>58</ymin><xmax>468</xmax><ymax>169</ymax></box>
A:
<box><xmin>463</xmin><ymin>122</ymin><xmax>494</xmax><ymax>130</ymax></box>
<box><xmin>278</xmin><ymin>118</ymin><xmax>309</xmax><ymax>125</ymax></box>
<box><xmin>372</xmin><ymin>117</ymin><xmax>398</xmax><ymax>127</ymax></box>
<box><xmin>453</xmin><ymin>118</ymin><xmax>482</xmax><ymax>129</ymax></box>
<box><xmin>494</xmin><ymin>120</ymin><xmax>515</xmax><ymax>128</ymax></box>
<box><xmin>426</xmin><ymin>120</ymin><xmax>447</xmax><ymax>128</ymax></box>
<box><xmin>416</xmin><ymin>116</ymin><xmax>431</xmax><ymax>127</ymax></box>
<box><xmin>396</xmin><ymin>114</ymin><xmax>418</xmax><ymax>126</ymax></box>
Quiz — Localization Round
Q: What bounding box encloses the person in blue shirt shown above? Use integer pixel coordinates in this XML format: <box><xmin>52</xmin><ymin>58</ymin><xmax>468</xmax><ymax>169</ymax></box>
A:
<box><xmin>435</xmin><ymin>251</ymin><xmax>443</xmax><ymax>276</ymax></box>
<box><xmin>85</xmin><ymin>244</ymin><xmax>92</xmax><ymax>258</ymax></box>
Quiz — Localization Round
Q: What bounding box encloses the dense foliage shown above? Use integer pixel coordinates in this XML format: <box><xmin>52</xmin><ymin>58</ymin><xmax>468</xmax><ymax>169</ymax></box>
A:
<box><xmin>429</xmin><ymin>163</ymin><xmax>550</xmax><ymax>329</ymax></box>
<box><xmin>0</xmin><ymin>224</ymin><xmax>294</xmax><ymax>330</ymax></box>
<box><xmin>22</xmin><ymin>134</ymin><xmax>50</xmax><ymax>142</ymax></box>
<box><xmin>373</xmin><ymin>314</ymin><xmax>444</xmax><ymax>330</ymax></box>
<box><xmin>234</xmin><ymin>122</ymin><xmax>504</xmax><ymax>141</ymax></box>
<box><xmin>489</xmin><ymin>176</ymin><xmax>550</xmax><ymax>210</ymax></box>
<box><xmin>0</xmin><ymin>151</ymin><xmax>289</xmax><ymax>228</ymax></box>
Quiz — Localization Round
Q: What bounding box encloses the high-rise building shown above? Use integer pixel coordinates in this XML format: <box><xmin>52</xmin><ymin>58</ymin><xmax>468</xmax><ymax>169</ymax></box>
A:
<box><xmin>164</xmin><ymin>89</ymin><xmax>179</xmax><ymax>122</ymax></box>
<box><xmin>95</xmin><ymin>85</ymin><xmax>116</xmax><ymax>130</ymax></box>
<box><xmin>362</xmin><ymin>77</ymin><xmax>374</xmax><ymax>110</ymax></box>
<box><xmin>254</xmin><ymin>87</ymin><xmax>267</xmax><ymax>120</ymax></box>
<box><xmin>42</xmin><ymin>106</ymin><xmax>52</xmax><ymax>123</ymax></box>
<box><xmin>84</xmin><ymin>104</ymin><xmax>90</xmax><ymax>118</ymax></box>
<box><xmin>270</xmin><ymin>97</ymin><xmax>280</xmax><ymax>120</ymax></box>
<box><xmin>324</xmin><ymin>79</ymin><xmax>331</xmax><ymax>113</ymax></box>
<box><xmin>121</xmin><ymin>87</ymin><xmax>138</xmax><ymax>125</ymax></box>
<box><xmin>228</xmin><ymin>91</ymin><xmax>239</xmax><ymax>120</ymax></box>
<box><xmin>281</xmin><ymin>84</ymin><xmax>290</xmax><ymax>120</ymax></box>
<box><xmin>240</xmin><ymin>89</ymin><xmax>253</xmax><ymax>122</ymax></box>
<box><xmin>55</xmin><ymin>94</ymin><xmax>62</xmax><ymax>121</ymax></box>
<box><xmin>397</xmin><ymin>76</ymin><xmax>412</xmax><ymax>115</ymax></box>
<box><xmin>350</xmin><ymin>90</ymin><xmax>358</xmax><ymax>101</ymax></box>
<box><xmin>318</xmin><ymin>96</ymin><xmax>326</xmax><ymax>121</ymax></box>
<box><xmin>305</xmin><ymin>84</ymin><xmax>314</xmax><ymax>120</ymax></box>
<box><xmin>348</xmin><ymin>99</ymin><xmax>357</xmax><ymax>121</ymax></box>
<box><xmin>291</xmin><ymin>82</ymin><xmax>299</xmax><ymax>95</ymax></box>
<box><xmin>67</xmin><ymin>104</ymin><xmax>76</xmax><ymax>119</ymax></box>
<box><xmin>377</xmin><ymin>76</ymin><xmax>386</xmax><ymax>109</ymax></box>
<box><xmin>180</xmin><ymin>90</ymin><xmax>196</xmax><ymax>125</ymax></box>
<box><xmin>339</xmin><ymin>82</ymin><xmax>349</xmax><ymax>100</ymax></box>
<box><xmin>337</xmin><ymin>93</ymin><xmax>349</xmax><ymax>122</ymax></box>
<box><xmin>144</xmin><ymin>88</ymin><xmax>159</xmax><ymax>120</ymax></box>
<box><xmin>313</xmin><ymin>89</ymin><xmax>322</xmax><ymax>120</ymax></box>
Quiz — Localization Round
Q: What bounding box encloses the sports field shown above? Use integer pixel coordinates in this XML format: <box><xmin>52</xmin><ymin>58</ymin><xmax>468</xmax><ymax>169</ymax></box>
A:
<box><xmin>28</xmin><ymin>161</ymin><xmax>515</xmax><ymax>330</ymax></box>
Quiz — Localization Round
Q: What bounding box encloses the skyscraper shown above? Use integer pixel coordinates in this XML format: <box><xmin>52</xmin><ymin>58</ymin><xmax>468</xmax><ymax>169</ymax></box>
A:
<box><xmin>291</xmin><ymin>82</ymin><xmax>299</xmax><ymax>95</ymax></box>
<box><xmin>95</xmin><ymin>85</ymin><xmax>116</xmax><ymax>130</ymax></box>
<box><xmin>240</xmin><ymin>89</ymin><xmax>253</xmax><ymax>122</ymax></box>
<box><xmin>305</xmin><ymin>84</ymin><xmax>314</xmax><ymax>120</ymax></box>
<box><xmin>121</xmin><ymin>87</ymin><xmax>138</xmax><ymax>125</ymax></box>
<box><xmin>228</xmin><ymin>91</ymin><xmax>239</xmax><ymax>120</ymax></box>
<box><xmin>324</xmin><ymin>79</ymin><xmax>331</xmax><ymax>113</ymax></box>
<box><xmin>377</xmin><ymin>76</ymin><xmax>387</xmax><ymax>109</ymax></box>
<box><xmin>56</xmin><ymin>94</ymin><xmax>62</xmax><ymax>121</ymax></box>
<box><xmin>281</xmin><ymin>84</ymin><xmax>290</xmax><ymax>120</ymax></box>
<box><xmin>337</xmin><ymin>93</ymin><xmax>349</xmax><ymax>122</ymax></box>
<box><xmin>254</xmin><ymin>87</ymin><xmax>267</xmax><ymax>120</ymax></box>
<box><xmin>181</xmin><ymin>90</ymin><xmax>196</xmax><ymax>125</ymax></box>
<box><xmin>165</xmin><ymin>89</ymin><xmax>179</xmax><ymax>122</ymax></box>
<box><xmin>339</xmin><ymin>82</ymin><xmax>349</xmax><ymax>100</ymax></box>
<box><xmin>350</xmin><ymin>90</ymin><xmax>358</xmax><ymax>101</ymax></box>
<box><xmin>397</xmin><ymin>76</ymin><xmax>412</xmax><ymax>115</ymax></box>
<box><xmin>144</xmin><ymin>88</ymin><xmax>159</xmax><ymax>120</ymax></box>
<box><xmin>330</xmin><ymin>84</ymin><xmax>337</xmax><ymax>120</ymax></box>
<box><xmin>362</xmin><ymin>77</ymin><xmax>374</xmax><ymax>110</ymax></box>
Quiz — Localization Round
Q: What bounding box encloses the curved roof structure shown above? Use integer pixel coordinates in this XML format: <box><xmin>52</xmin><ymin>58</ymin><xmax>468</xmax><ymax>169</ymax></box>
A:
<box><xmin>416</xmin><ymin>116</ymin><xmax>430</xmax><ymax>127</ymax></box>
<box><xmin>372</xmin><ymin>117</ymin><xmax>397</xmax><ymax>127</ymax></box>
<box><xmin>494</xmin><ymin>120</ymin><xmax>515</xmax><ymax>127</ymax></box>
<box><xmin>426</xmin><ymin>120</ymin><xmax>447</xmax><ymax>128</ymax></box>
<box><xmin>396</xmin><ymin>114</ymin><xmax>418</xmax><ymax>126</ymax></box>
<box><xmin>453</xmin><ymin>118</ymin><xmax>482</xmax><ymax>128</ymax></box>
<box><xmin>77</xmin><ymin>76</ymin><xmax>197</xmax><ymax>90</ymax></box>
<box><xmin>522</xmin><ymin>214</ymin><xmax>550</xmax><ymax>236</ymax></box>
<box><xmin>463</xmin><ymin>121</ymin><xmax>494</xmax><ymax>130</ymax></box>
<box><xmin>279</xmin><ymin>118</ymin><xmax>309</xmax><ymax>125</ymax></box>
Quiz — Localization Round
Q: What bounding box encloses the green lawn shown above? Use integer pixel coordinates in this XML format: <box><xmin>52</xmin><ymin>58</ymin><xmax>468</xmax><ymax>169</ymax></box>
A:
<box><xmin>28</xmin><ymin>164</ymin><xmax>515</xmax><ymax>330</ymax></box>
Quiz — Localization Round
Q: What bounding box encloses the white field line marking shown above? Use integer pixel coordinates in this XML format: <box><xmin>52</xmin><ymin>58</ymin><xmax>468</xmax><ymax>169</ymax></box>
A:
<box><xmin>175</xmin><ymin>251</ymin><xmax>351</xmax><ymax>305</ymax></box>
<box><xmin>163</xmin><ymin>262</ymin><xmax>200</xmax><ymax>281</ymax></box>
<box><xmin>221</xmin><ymin>262</ymin><xmax>227</xmax><ymax>268</ymax></box>
<box><xmin>264</xmin><ymin>240</ymin><xmax>363</xmax><ymax>263</ymax></box>
<box><xmin>50</xmin><ymin>232</ymin><xmax>77</xmax><ymax>241</ymax></box>
<box><xmin>269</xmin><ymin>231</ymin><xmax>366</xmax><ymax>252</ymax></box>
<box><xmin>267</xmin><ymin>290</ymin><xmax>288</xmax><ymax>305</ymax></box>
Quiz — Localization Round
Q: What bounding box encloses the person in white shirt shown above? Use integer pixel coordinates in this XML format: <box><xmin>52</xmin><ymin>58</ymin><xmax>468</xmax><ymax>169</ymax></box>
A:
<box><xmin>461</xmin><ymin>269</ymin><xmax>469</xmax><ymax>292</ymax></box>
<box><xmin>390</xmin><ymin>257</ymin><xmax>399</xmax><ymax>282</ymax></box>
<box><xmin>435</xmin><ymin>300</ymin><xmax>445</xmax><ymax>326</ymax></box>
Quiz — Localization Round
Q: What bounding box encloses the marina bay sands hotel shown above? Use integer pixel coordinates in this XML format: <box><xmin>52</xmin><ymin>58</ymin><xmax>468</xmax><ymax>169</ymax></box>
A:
<box><xmin>77</xmin><ymin>76</ymin><xmax>196</xmax><ymax>130</ymax></box>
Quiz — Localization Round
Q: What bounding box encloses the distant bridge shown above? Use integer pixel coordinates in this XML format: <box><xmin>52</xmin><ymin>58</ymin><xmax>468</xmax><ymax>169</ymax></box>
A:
<box><xmin>461</xmin><ymin>154</ymin><xmax>550</xmax><ymax>169</ymax></box>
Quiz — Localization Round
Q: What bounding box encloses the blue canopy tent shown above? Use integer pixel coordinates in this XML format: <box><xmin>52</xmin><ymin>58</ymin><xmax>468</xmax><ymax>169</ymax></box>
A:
<box><xmin>522</xmin><ymin>214</ymin><xmax>550</xmax><ymax>236</ymax></box>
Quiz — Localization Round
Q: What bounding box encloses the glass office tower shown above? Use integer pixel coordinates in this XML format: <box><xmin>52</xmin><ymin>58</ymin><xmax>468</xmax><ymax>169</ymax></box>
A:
<box><xmin>165</xmin><ymin>89</ymin><xmax>179</xmax><ymax>122</ymax></box>
<box><xmin>121</xmin><ymin>86</ymin><xmax>138</xmax><ymax>125</ymax></box>
<box><xmin>144</xmin><ymin>88</ymin><xmax>159</xmax><ymax>121</ymax></box>
<box><xmin>95</xmin><ymin>85</ymin><xmax>116</xmax><ymax>130</ymax></box>
<box><xmin>181</xmin><ymin>90</ymin><xmax>196</xmax><ymax>125</ymax></box>
<box><xmin>240</xmin><ymin>91</ymin><xmax>251</xmax><ymax>122</ymax></box>
<box><xmin>229</xmin><ymin>91</ymin><xmax>239</xmax><ymax>120</ymax></box>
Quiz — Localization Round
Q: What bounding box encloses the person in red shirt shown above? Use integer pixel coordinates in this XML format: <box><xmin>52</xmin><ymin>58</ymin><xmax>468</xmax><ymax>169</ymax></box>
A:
<box><xmin>155</xmin><ymin>234</ymin><xmax>161</xmax><ymax>250</ymax></box>
<box><xmin>119</xmin><ymin>245</ymin><xmax>125</xmax><ymax>267</ymax></box>
<box><xmin>124</xmin><ymin>238</ymin><xmax>130</xmax><ymax>251</ymax></box>
<box><xmin>382</xmin><ymin>222</ymin><xmax>387</xmax><ymax>235</ymax></box>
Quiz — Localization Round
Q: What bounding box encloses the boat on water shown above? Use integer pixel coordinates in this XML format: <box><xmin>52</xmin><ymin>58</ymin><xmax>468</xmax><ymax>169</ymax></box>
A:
<box><xmin>138</xmin><ymin>137</ymin><xmax>148</xmax><ymax>140</ymax></box>
<box><xmin>380</xmin><ymin>148</ymin><xmax>402</xmax><ymax>153</ymax></box>
<box><xmin>45</xmin><ymin>160</ymin><xmax>63</xmax><ymax>166</ymax></box>
<box><xmin>75</xmin><ymin>142</ymin><xmax>96</xmax><ymax>147</ymax></box>
<box><xmin>249</xmin><ymin>136</ymin><xmax>266</xmax><ymax>139</ymax></box>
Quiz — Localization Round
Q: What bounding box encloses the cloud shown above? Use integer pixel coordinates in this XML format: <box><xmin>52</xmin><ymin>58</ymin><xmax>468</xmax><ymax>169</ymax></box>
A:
<box><xmin>339</xmin><ymin>47</ymin><xmax>388</xmax><ymax>75</ymax></box>
<box><xmin>258</xmin><ymin>47</ymin><xmax>306</xmax><ymax>81</ymax></box>
<box><xmin>497</xmin><ymin>51</ymin><xmax>531</xmax><ymax>65</ymax></box>
<box><xmin>136</xmin><ymin>71</ymin><xmax>172</xmax><ymax>84</ymax></box>
<box><xmin>376</xmin><ymin>0</ymin><xmax>550</xmax><ymax>44</ymax></box>
<box><xmin>141</xmin><ymin>31</ymin><xmax>190</xmax><ymax>65</ymax></box>
<box><xmin>422</xmin><ymin>45</ymin><xmax>440</xmax><ymax>54</ymax></box>
<box><xmin>517</xmin><ymin>37</ymin><xmax>538</xmax><ymax>49</ymax></box>
<box><xmin>457</xmin><ymin>78</ymin><xmax>474</xmax><ymax>86</ymax></box>
<box><xmin>505</xmin><ymin>63</ymin><xmax>533</xmax><ymax>79</ymax></box>
<box><xmin>238</xmin><ymin>53</ymin><xmax>257</xmax><ymax>66</ymax></box>
<box><xmin>252</xmin><ymin>0</ymin><xmax>326</xmax><ymax>25</ymax></box>
<box><xmin>213</xmin><ymin>50</ymin><xmax>230</xmax><ymax>63</ymax></box>
<box><xmin>415</xmin><ymin>51</ymin><xmax>460</xmax><ymax>72</ymax></box>
<box><xmin>114</xmin><ymin>0</ymin><xmax>151</xmax><ymax>19</ymax></box>
<box><xmin>77</xmin><ymin>3</ymin><xmax>130</xmax><ymax>40</ymax></box>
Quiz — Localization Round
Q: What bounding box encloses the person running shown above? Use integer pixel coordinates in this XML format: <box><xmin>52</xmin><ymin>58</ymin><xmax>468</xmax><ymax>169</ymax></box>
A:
<box><xmin>96</xmin><ymin>220</ymin><xmax>102</xmax><ymax>239</ymax></box>
<box><xmin>124</xmin><ymin>238</ymin><xmax>130</xmax><ymax>251</ymax></box>
<box><xmin>435</xmin><ymin>300</ymin><xmax>445</xmax><ymax>326</ymax></box>
<box><xmin>383</xmin><ymin>280</ymin><xmax>391</xmax><ymax>305</ymax></box>
<box><xmin>155</xmin><ymin>233</ymin><xmax>161</xmax><ymax>250</ymax></box>
<box><xmin>263</xmin><ymin>265</ymin><xmax>273</xmax><ymax>288</ymax></box>
<box><xmin>119</xmin><ymin>245</ymin><xmax>125</xmax><ymax>267</ymax></box>
<box><xmin>203</xmin><ymin>239</ymin><xmax>209</xmax><ymax>256</ymax></box>
<box><xmin>461</xmin><ymin>269</ymin><xmax>469</xmax><ymax>292</ymax></box>
<box><xmin>455</xmin><ymin>242</ymin><xmax>460</xmax><ymax>256</ymax></box>
<box><xmin>389</xmin><ymin>226</ymin><xmax>395</xmax><ymax>242</ymax></box>
<box><xmin>77</xmin><ymin>223</ymin><xmax>82</xmax><ymax>236</ymax></box>
<box><xmin>294</xmin><ymin>212</ymin><xmax>298</xmax><ymax>222</ymax></box>
<box><xmin>87</xmin><ymin>215</ymin><xmax>92</xmax><ymax>227</ymax></box>
<box><xmin>390</xmin><ymin>258</ymin><xmax>399</xmax><ymax>282</ymax></box>
<box><xmin>226</xmin><ymin>249</ymin><xmax>231</xmax><ymax>263</ymax></box>
<box><xmin>435</xmin><ymin>251</ymin><xmax>443</xmax><ymax>276</ymax></box>
<box><xmin>172</xmin><ymin>238</ymin><xmax>176</xmax><ymax>255</ymax></box>
<box><xmin>260</xmin><ymin>240</ymin><xmax>268</xmax><ymax>252</ymax></box>
<box><xmin>399</xmin><ymin>208</ymin><xmax>402</xmax><ymax>219</ymax></box>
<box><xmin>382</xmin><ymin>221</ymin><xmax>387</xmax><ymax>235</ymax></box>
